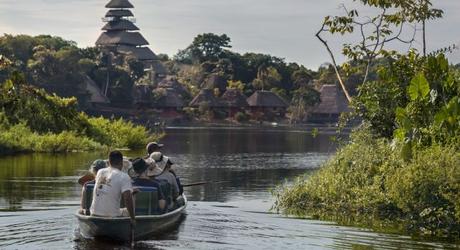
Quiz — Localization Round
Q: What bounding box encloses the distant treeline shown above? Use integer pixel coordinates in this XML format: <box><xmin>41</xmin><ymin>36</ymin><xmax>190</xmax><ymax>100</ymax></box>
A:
<box><xmin>0</xmin><ymin>33</ymin><xmax>366</xmax><ymax>116</ymax></box>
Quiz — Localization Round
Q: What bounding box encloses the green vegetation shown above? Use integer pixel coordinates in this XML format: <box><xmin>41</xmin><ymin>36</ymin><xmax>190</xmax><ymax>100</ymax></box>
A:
<box><xmin>0</xmin><ymin>33</ymin><xmax>327</xmax><ymax>121</ymax></box>
<box><xmin>274</xmin><ymin>0</ymin><xmax>460</xmax><ymax>239</ymax></box>
<box><xmin>0</xmin><ymin>72</ymin><xmax>159</xmax><ymax>155</ymax></box>
<box><xmin>273</xmin><ymin>129</ymin><xmax>460</xmax><ymax>236</ymax></box>
<box><xmin>171</xmin><ymin>33</ymin><xmax>321</xmax><ymax>106</ymax></box>
<box><xmin>0</xmin><ymin>34</ymin><xmax>144</xmax><ymax>106</ymax></box>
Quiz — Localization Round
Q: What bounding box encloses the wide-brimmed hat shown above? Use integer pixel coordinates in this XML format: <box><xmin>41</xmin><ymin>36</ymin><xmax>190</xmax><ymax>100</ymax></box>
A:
<box><xmin>146</xmin><ymin>142</ymin><xmax>164</xmax><ymax>153</ymax></box>
<box><xmin>144</xmin><ymin>152</ymin><xmax>172</xmax><ymax>177</ymax></box>
<box><xmin>150</xmin><ymin>152</ymin><xmax>171</xmax><ymax>171</ymax></box>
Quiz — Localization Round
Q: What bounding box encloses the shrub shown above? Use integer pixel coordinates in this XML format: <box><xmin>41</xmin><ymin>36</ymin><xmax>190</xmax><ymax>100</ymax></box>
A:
<box><xmin>87</xmin><ymin>117</ymin><xmax>152</xmax><ymax>149</ymax></box>
<box><xmin>0</xmin><ymin>123</ymin><xmax>103</xmax><ymax>154</ymax></box>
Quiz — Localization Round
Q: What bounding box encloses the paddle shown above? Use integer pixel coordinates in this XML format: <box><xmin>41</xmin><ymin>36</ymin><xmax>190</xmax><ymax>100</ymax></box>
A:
<box><xmin>130</xmin><ymin>197</ymin><xmax>136</xmax><ymax>248</ymax></box>
<box><xmin>130</xmin><ymin>223</ymin><xmax>135</xmax><ymax>248</ymax></box>
<box><xmin>182</xmin><ymin>180</ymin><xmax>230</xmax><ymax>187</ymax></box>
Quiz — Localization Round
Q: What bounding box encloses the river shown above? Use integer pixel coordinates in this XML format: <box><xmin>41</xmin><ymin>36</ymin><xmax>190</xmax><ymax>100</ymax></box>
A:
<box><xmin>0</xmin><ymin>127</ymin><xmax>457</xmax><ymax>249</ymax></box>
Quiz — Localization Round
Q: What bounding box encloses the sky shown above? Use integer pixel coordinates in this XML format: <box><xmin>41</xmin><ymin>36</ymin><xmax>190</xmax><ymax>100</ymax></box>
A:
<box><xmin>0</xmin><ymin>0</ymin><xmax>459</xmax><ymax>69</ymax></box>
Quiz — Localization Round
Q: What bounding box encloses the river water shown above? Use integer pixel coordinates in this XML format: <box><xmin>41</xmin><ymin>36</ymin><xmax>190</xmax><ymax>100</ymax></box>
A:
<box><xmin>0</xmin><ymin>127</ymin><xmax>457</xmax><ymax>249</ymax></box>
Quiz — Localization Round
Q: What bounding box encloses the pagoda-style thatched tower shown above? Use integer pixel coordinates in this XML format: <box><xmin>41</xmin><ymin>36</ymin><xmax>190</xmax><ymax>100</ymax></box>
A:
<box><xmin>96</xmin><ymin>0</ymin><xmax>157</xmax><ymax>62</ymax></box>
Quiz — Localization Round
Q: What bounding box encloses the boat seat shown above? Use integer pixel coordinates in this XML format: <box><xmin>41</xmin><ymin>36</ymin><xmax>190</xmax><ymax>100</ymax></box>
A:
<box><xmin>133</xmin><ymin>186</ymin><xmax>160</xmax><ymax>215</ymax></box>
<box><xmin>83</xmin><ymin>184</ymin><xmax>162</xmax><ymax>215</ymax></box>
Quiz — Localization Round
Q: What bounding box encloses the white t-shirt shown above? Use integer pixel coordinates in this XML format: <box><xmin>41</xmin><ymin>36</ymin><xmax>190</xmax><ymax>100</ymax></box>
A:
<box><xmin>90</xmin><ymin>167</ymin><xmax>133</xmax><ymax>217</ymax></box>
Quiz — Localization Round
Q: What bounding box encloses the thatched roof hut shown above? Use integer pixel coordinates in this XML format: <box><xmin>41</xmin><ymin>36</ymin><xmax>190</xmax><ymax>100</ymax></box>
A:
<box><xmin>189</xmin><ymin>89</ymin><xmax>222</xmax><ymax>108</ymax></box>
<box><xmin>202</xmin><ymin>74</ymin><xmax>227</xmax><ymax>94</ymax></box>
<box><xmin>221</xmin><ymin>89</ymin><xmax>248</xmax><ymax>107</ymax></box>
<box><xmin>105</xmin><ymin>0</ymin><xmax>134</xmax><ymax>8</ymax></box>
<box><xmin>311</xmin><ymin>84</ymin><xmax>350</xmax><ymax>115</ymax></box>
<box><xmin>246</xmin><ymin>90</ymin><xmax>288</xmax><ymax>108</ymax></box>
<box><xmin>84</xmin><ymin>75</ymin><xmax>110</xmax><ymax>104</ymax></box>
<box><xmin>153</xmin><ymin>88</ymin><xmax>184</xmax><ymax>108</ymax></box>
<box><xmin>158</xmin><ymin>77</ymin><xmax>190</xmax><ymax>98</ymax></box>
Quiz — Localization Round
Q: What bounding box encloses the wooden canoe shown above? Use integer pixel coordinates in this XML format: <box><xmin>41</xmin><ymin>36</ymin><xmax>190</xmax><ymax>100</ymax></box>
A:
<box><xmin>75</xmin><ymin>194</ymin><xmax>187</xmax><ymax>241</ymax></box>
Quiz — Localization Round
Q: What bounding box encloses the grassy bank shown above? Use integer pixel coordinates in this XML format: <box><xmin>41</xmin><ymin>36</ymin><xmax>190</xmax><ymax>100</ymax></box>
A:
<box><xmin>0</xmin><ymin>73</ymin><xmax>162</xmax><ymax>155</ymax></box>
<box><xmin>0</xmin><ymin>118</ymin><xmax>163</xmax><ymax>155</ymax></box>
<box><xmin>273</xmin><ymin>128</ymin><xmax>460</xmax><ymax>237</ymax></box>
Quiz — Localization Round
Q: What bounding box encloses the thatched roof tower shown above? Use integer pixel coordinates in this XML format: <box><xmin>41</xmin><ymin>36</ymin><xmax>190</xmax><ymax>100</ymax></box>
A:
<box><xmin>189</xmin><ymin>89</ymin><xmax>222</xmax><ymax>108</ymax></box>
<box><xmin>246</xmin><ymin>90</ymin><xmax>288</xmax><ymax>108</ymax></box>
<box><xmin>221</xmin><ymin>89</ymin><xmax>249</xmax><ymax>107</ymax></box>
<box><xmin>96</xmin><ymin>0</ymin><xmax>157</xmax><ymax>62</ymax></box>
<box><xmin>105</xmin><ymin>0</ymin><xmax>134</xmax><ymax>8</ymax></box>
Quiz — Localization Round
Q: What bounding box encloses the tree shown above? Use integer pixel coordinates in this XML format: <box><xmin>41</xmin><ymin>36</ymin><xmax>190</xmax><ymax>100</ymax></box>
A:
<box><xmin>291</xmin><ymin>67</ymin><xmax>314</xmax><ymax>87</ymax></box>
<box><xmin>316</xmin><ymin>0</ymin><xmax>443</xmax><ymax>102</ymax></box>
<box><xmin>227</xmin><ymin>80</ymin><xmax>245</xmax><ymax>92</ymax></box>
<box><xmin>175</xmin><ymin>33</ymin><xmax>232</xmax><ymax>63</ymax></box>
<box><xmin>289</xmin><ymin>86</ymin><xmax>321</xmax><ymax>124</ymax></box>
<box><xmin>252</xmin><ymin>66</ymin><xmax>281</xmax><ymax>91</ymax></box>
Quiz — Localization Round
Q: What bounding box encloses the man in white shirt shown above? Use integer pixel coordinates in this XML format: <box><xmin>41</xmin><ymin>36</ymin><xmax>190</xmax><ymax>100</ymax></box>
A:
<box><xmin>90</xmin><ymin>151</ymin><xmax>135</xmax><ymax>226</ymax></box>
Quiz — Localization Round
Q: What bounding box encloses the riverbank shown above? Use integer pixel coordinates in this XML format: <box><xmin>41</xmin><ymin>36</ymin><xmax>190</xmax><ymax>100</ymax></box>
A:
<box><xmin>273</xmin><ymin>128</ymin><xmax>460</xmax><ymax>239</ymax></box>
<box><xmin>0</xmin><ymin>74</ymin><xmax>162</xmax><ymax>156</ymax></box>
<box><xmin>0</xmin><ymin>118</ymin><xmax>164</xmax><ymax>156</ymax></box>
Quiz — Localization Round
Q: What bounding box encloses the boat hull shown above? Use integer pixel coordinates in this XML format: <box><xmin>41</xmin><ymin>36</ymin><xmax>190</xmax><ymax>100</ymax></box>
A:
<box><xmin>76</xmin><ymin>195</ymin><xmax>187</xmax><ymax>241</ymax></box>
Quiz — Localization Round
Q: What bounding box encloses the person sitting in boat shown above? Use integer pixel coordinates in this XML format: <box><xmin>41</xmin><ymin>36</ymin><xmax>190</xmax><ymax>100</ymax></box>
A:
<box><xmin>90</xmin><ymin>151</ymin><xmax>135</xmax><ymax>226</ymax></box>
<box><xmin>131</xmin><ymin>157</ymin><xmax>167</xmax><ymax>211</ymax></box>
<box><xmin>143</xmin><ymin>141</ymin><xmax>163</xmax><ymax>174</ymax></box>
<box><xmin>149</xmin><ymin>152</ymin><xmax>180</xmax><ymax>200</ymax></box>
<box><xmin>78</xmin><ymin>159</ymin><xmax>107</xmax><ymax>215</ymax></box>
<box><xmin>145</xmin><ymin>141</ymin><xmax>163</xmax><ymax>159</ymax></box>
<box><xmin>145</xmin><ymin>142</ymin><xmax>183</xmax><ymax>193</ymax></box>
<box><xmin>121</xmin><ymin>157</ymin><xmax>133</xmax><ymax>174</ymax></box>
<box><xmin>78</xmin><ymin>159</ymin><xmax>107</xmax><ymax>186</ymax></box>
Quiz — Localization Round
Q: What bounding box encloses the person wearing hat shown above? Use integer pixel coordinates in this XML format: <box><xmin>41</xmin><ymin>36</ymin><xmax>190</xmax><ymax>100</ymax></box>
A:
<box><xmin>78</xmin><ymin>159</ymin><xmax>107</xmax><ymax>186</ymax></box>
<box><xmin>149</xmin><ymin>152</ymin><xmax>180</xmax><ymax>201</ymax></box>
<box><xmin>131</xmin><ymin>158</ymin><xmax>166</xmax><ymax>211</ymax></box>
<box><xmin>146</xmin><ymin>142</ymin><xmax>164</xmax><ymax>156</ymax></box>
<box><xmin>144</xmin><ymin>141</ymin><xmax>164</xmax><ymax>171</ymax></box>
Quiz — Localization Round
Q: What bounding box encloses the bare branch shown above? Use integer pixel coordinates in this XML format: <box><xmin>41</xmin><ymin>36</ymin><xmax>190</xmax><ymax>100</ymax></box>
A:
<box><xmin>315</xmin><ymin>23</ymin><xmax>352</xmax><ymax>103</ymax></box>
